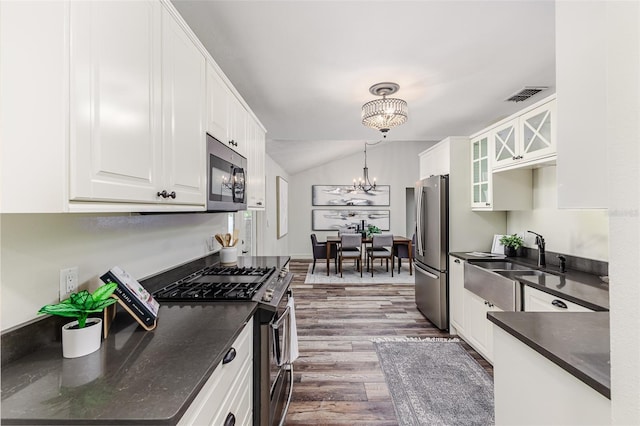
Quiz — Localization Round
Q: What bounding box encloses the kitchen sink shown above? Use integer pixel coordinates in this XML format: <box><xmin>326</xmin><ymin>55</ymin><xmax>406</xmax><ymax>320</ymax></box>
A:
<box><xmin>471</xmin><ymin>261</ymin><xmax>536</xmax><ymax>271</ymax></box>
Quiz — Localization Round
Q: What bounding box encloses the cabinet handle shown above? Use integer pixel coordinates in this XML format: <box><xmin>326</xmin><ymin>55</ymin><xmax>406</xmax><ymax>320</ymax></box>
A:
<box><xmin>156</xmin><ymin>190</ymin><xmax>176</xmax><ymax>199</ymax></box>
<box><xmin>485</xmin><ymin>202</ymin><xmax>491</xmax><ymax>206</ymax></box>
<box><xmin>257</xmin><ymin>201</ymin><xmax>263</xmax><ymax>206</ymax></box>
<box><xmin>454</xmin><ymin>259</ymin><xmax>461</xmax><ymax>264</ymax></box>
<box><xmin>222</xmin><ymin>347</ymin><xmax>237</xmax><ymax>364</ymax></box>
<box><xmin>224</xmin><ymin>413</ymin><xmax>236</xmax><ymax>426</ymax></box>
<box><xmin>228</xmin><ymin>140</ymin><xmax>238</xmax><ymax>147</ymax></box>
<box><xmin>512</xmin><ymin>156</ymin><xmax>517</xmax><ymax>160</ymax></box>
<box><xmin>551</xmin><ymin>299</ymin><xmax>568</xmax><ymax>309</ymax></box>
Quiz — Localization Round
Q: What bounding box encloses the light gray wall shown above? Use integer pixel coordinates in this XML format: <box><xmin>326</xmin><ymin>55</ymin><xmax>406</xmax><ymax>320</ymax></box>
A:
<box><xmin>0</xmin><ymin>212</ymin><xmax>229</xmax><ymax>330</ymax></box>
<box><xmin>261</xmin><ymin>154</ymin><xmax>290</xmax><ymax>256</ymax></box>
<box><xmin>286</xmin><ymin>140</ymin><xmax>435</xmax><ymax>258</ymax></box>
<box><xmin>507</xmin><ymin>166</ymin><xmax>609</xmax><ymax>260</ymax></box>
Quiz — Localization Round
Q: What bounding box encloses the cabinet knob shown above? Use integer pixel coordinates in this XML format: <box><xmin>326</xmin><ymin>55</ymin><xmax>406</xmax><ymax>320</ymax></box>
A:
<box><xmin>224</xmin><ymin>413</ymin><xmax>236</xmax><ymax>426</ymax></box>
<box><xmin>454</xmin><ymin>259</ymin><xmax>461</xmax><ymax>264</ymax></box>
<box><xmin>485</xmin><ymin>202</ymin><xmax>491</xmax><ymax>206</ymax></box>
<box><xmin>512</xmin><ymin>156</ymin><xmax>517</xmax><ymax>160</ymax></box>
<box><xmin>257</xmin><ymin>201</ymin><xmax>263</xmax><ymax>206</ymax></box>
<box><xmin>156</xmin><ymin>190</ymin><xmax>176</xmax><ymax>199</ymax></box>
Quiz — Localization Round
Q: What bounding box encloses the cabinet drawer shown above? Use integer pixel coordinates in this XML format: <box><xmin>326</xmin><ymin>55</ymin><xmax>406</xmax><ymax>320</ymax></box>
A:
<box><xmin>211</xmin><ymin>359</ymin><xmax>253</xmax><ymax>426</ymax></box>
<box><xmin>524</xmin><ymin>286</ymin><xmax>593</xmax><ymax>312</ymax></box>
<box><xmin>178</xmin><ymin>318</ymin><xmax>253</xmax><ymax>425</ymax></box>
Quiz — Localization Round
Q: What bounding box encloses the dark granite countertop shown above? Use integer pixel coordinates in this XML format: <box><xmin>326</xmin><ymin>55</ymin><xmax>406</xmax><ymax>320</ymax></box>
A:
<box><xmin>1</xmin><ymin>303</ymin><xmax>257</xmax><ymax>425</ymax></box>
<box><xmin>450</xmin><ymin>252</ymin><xmax>609</xmax><ymax>311</ymax></box>
<box><xmin>1</xmin><ymin>255</ymin><xmax>290</xmax><ymax>425</ymax></box>
<box><xmin>488</xmin><ymin>311</ymin><xmax>610</xmax><ymax>398</ymax></box>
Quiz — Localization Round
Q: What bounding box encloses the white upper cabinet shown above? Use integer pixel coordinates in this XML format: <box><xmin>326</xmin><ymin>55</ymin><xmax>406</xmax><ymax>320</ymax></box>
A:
<box><xmin>246</xmin><ymin>119</ymin><xmax>266</xmax><ymax>209</ymax></box>
<box><xmin>555</xmin><ymin>2</ymin><xmax>607</xmax><ymax>209</ymax></box>
<box><xmin>206</xmin><ymin>62</ymin><xmax>230</xmax><ymax>143</ymax></box>
<box><xmin>69</xmin><ymin>0</ymin><xmax>163</xmax><ymax>204</ymax></box>
<box><xmin>470</xmin><ymin>135</ymin><xmax>491</xmax><ymax>209</ymax></box>
<box><xmin>491</xmin><ymin>97</ymin><xmax>557</xmax><ymax>171</ymax></box>
<box><xmin>206</xmin><ymin>63</ymin><xmax>248</xmax><ymax>158</ymax></box>
<box><xmin>69</xmin><ymin>1</ymin><xmax>206</xmax><ymax>208</ymax></box>
<box><xmin>161</xmin><ymin>8</ymin><xmax>206</xmax><ymax>205</ymax></box>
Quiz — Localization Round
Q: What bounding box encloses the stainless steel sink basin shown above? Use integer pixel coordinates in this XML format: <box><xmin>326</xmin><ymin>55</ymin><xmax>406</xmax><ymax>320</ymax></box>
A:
<box><xmin>494</xmin><ymin>269</ymin><xmax>549</xmax><ymax>279</ymax></box>
<box><xmin>469</xmin><ymin>261</ymin><xmax>536</xmax><ymax>271</ymax></box>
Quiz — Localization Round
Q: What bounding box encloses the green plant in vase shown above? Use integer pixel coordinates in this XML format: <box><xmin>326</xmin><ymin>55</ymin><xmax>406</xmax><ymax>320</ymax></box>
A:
<box><xmin>366</xmin><ymin>225</ymin><xmax>381</xmax><ymax>238</ymax></box>
<box><xmin>499</xmin><ymin>234</ymin><xmax>524</xmax><ymax>257</ymax></box>
<box><xmin>38</xmin><ymin>283</ymin><xmax>118</xmax><ymax>358</ymax></box>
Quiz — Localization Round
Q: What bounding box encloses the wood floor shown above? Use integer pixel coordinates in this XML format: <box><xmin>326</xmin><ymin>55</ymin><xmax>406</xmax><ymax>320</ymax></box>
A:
<box><xmin>284</xmin><ymin>259</ymin><xmax>493</xmax><ymax>425</ymax></box>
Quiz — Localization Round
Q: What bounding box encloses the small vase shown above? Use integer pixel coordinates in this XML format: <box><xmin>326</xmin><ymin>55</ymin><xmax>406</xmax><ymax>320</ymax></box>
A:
<box><xmin>220</xmin><ymin>246</ymin><xmax>238</xmax><ymax>266</ymax></box>
<box><xmin>62</xmin><ymin>318</ymin><xmax>102</xmax><ymax>358</ymax></box>
<box><xmin>504</xmin><ymin>246</ymin><xmax>518</xmax><ymax>257</ymax></box>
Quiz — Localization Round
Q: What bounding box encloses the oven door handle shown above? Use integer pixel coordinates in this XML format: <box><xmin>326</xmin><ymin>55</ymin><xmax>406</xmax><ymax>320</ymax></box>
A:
<box><xmin>270</xmin><ymin>305</ymin><xmax>291</xmax><ymax>367</ymax></box>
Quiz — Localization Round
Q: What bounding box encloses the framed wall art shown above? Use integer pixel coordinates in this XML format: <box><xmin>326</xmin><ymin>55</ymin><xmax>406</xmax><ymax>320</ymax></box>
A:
<box><xmin>312</xmin><ymin>209</ymin><xmax>390</xmax><ymax>231</ymax></box>
<box><xmin>276</xmin><ymin>176</ymin><xmax>288</xmax><ymax>239</ymax></box>
<box><xmin>311</xmin><ymin>185</ymin><xmax>390</xmax><ymax>206</ymax></box>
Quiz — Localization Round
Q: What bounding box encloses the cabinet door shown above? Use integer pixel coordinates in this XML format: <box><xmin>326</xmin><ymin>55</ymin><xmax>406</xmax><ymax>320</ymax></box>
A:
<box><xmin>470</xmin><ymin>135</ymin><xmax>492</xmax><ymax>209</ymax></box>
<box><xmin>492</xmin><ymin>119</ymin><xmax>518</xmax><ymax>169</ymax></box>
<box><xmin>228</xmin><ymin>95</ymin><xmax>248</xmax><ymax>157</ymax></box>
<box><xmin>519</xmin><ymin>101</ymin><xmax>556</xmax><ymax>161</ymax></box>
<box><xmin>449</xmin><ymin>256</ymin><xmax>465</xmax><ymax>334</ymax></box>
<box><xmin>246</xmin><ymin>119</ymin><xmax>266</xmax><ymax>209</ymax></box>
<box><xmin>161</xmin><ymin>9</ymin><xmax>206</xmax><ymax>205</ymax></box>
<box><xmin>464</xmin><ymin>289</ymin><xmax>491</xmax><ymax>359</ymax></box>
<box><xmin>70</xmin><ymin>0</ymin><xmax>162</xmax><ymax>203</ymax></box>
<box><xmin>524</xmin><ymin>286</ymin><xmax>593</xmax><ymax>312</ymax></box>
<box><xmin>206</xmin><ymin>62</ymin><xmax>230</xmax><ymax>143</ymax></box>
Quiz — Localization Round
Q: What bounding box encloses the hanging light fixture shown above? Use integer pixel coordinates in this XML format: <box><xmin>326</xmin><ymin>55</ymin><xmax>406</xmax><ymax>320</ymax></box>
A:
<box><xmin>361</xmin><ymin>82</ymin><xmax>408</xmax><ymax>136</ymax></box>
<box><xmin>353</xmin><ymin>142</ymin><xmax>376</xmax><ymax>193</ymax></box>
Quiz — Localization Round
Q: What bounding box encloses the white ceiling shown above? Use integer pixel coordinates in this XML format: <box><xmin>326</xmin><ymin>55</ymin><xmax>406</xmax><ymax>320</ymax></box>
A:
<box><xmin>172</xmin><ymin>0</ymin><xmax>556</xmax><ymax>175</ymax></box>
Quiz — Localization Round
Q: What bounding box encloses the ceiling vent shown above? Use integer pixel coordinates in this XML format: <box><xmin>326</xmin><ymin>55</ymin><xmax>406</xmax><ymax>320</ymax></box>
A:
<box><xmin>505</xmin><ymin>86</ymin><xmax>548</xmax><ymax>102</ymax></box>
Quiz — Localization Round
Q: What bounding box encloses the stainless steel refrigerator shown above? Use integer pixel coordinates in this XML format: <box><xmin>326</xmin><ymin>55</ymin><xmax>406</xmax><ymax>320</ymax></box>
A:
<box><xmin>414</xmin><ymin>175</ymin><xmax>449</xmax><ymax>330</ymax></box>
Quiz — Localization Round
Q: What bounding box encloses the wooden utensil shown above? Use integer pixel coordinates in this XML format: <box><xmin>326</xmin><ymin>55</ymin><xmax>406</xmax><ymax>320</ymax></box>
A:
<box><xmin>225</xmin><ymin>233</ymin><xmax>231</xmax><ymax>247</ymax></box>
<box><xmin>215</xmin><ymin>234</ymin><xmax>225</xmax><ymax>246</ymax></box>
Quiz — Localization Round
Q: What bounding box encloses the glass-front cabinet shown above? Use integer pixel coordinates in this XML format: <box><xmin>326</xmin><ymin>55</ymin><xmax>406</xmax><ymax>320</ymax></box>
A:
<box><xmin>471</xmin><ymin>134</ymin><xmax>492</xmax><ymax>209</ymax></box>
<box><xmin>491</xmin><ymin>98</ymin><xmax>556</xmax><ymax>171</ymax></box>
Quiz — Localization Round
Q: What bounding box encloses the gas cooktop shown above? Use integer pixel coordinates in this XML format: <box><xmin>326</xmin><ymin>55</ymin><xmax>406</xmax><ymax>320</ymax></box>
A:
<box><xmin>153</xmin><ymin>266</ymin><xmax>276</xmax><ymax>302</ymax></box>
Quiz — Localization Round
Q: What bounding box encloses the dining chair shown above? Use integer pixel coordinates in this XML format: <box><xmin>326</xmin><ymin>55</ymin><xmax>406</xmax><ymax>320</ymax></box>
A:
<box><xmin>366</xmin><ymin>233</ymin><xmax>394</xmax><ymax>277</ymax></box>
<box><xmin>338</xmin><ymin>233</ymin><xmax>362</xmax><ymax>277</ymax></box>
<box><xmin>393</xmin><ymin>233</ymin><xmax>415</xmax><ymax>274</ymax></box>
<box><xmin>310</xmin><ymin>234</ymin><xmax>337</xmax><ymax>274</ymax></box>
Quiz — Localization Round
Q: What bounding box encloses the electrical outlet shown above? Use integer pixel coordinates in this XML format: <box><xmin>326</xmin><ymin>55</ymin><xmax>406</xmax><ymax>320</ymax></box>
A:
<box><xmin>59</xmin><ymin>267</ymin><xmax>78</xmax><ymax>300</ymax></box>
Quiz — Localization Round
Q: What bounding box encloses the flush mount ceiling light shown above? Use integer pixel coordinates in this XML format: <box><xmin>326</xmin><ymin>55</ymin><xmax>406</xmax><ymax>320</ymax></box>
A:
<box><xmin>361</xmin><ymin>82</ymin><xmax>408</xmax><ymax>136</ymax></box>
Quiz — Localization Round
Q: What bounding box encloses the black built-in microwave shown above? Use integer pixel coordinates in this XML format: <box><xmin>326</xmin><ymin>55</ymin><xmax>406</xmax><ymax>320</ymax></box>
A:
<box><xmin>207</xmin><ymin>133</ymin><xmax>247</xmax><ymax>212</ymax></box>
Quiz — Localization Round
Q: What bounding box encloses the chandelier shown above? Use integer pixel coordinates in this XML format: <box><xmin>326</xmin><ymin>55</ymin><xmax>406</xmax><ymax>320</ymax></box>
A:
<box><xmin>353</xmin><ymin>142</ymin><xmax>376</xmax><ymax>193</ymax></box>
<box><xmin>361</xmin><ymin>82</ymin><xmax>408</xmax><ymax>136</ymax></box>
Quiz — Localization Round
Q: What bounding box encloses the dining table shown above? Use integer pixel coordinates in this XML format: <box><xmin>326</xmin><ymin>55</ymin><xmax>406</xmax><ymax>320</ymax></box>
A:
<box><xmin>325</xmin><ymin>235</ymin><xmax>413</xmax><ymax>276</ymax></box>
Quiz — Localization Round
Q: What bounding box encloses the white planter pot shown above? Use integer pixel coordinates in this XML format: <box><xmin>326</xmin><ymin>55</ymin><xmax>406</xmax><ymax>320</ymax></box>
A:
<box><xmin>61</xmin><ymin>318</ymin><xmax>102</xmax><ymax>358</ymax></box>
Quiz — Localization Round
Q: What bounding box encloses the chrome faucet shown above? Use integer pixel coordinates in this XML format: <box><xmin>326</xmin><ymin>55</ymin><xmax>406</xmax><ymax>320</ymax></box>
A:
<box><xmin>527</xmin><ymin>230</ymin><xmax>546</xmax><ymax>268</ymax></box>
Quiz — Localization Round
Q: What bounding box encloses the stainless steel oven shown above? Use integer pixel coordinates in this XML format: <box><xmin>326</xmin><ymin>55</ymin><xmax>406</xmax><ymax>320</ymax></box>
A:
<box><xmin>259</xmin><ymin>288</ymin><xmax>294</xmax><ymax>426</ymax></box>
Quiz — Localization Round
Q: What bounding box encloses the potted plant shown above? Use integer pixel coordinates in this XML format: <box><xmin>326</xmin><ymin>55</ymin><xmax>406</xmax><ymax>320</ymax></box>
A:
<box><xmin>38</xmin><ymin>282</ymin><xmax>118</xmax><ymax>358</ymax></box>
<box><xmin>499</xmin><ymin>234</ymin><xmax>524</xmax><ymax>257</ymax></box>
<box><xmin>366</xmin><ymin>225</ymin><xmax>381</xmax><ymax>238</ymax></box>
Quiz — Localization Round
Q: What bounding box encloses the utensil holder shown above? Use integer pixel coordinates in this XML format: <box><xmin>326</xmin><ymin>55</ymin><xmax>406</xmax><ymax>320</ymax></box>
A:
<box><xmin>220</xmin><ymin>246</ymin><xmax>238</xmax><ymax>266</ymax></box>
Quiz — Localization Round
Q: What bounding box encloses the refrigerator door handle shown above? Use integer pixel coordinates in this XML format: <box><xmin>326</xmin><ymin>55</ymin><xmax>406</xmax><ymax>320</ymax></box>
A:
<box><xmin>415</xmin><ymin>186</ymin><xmax>423</xmax><ymax>256</ymax></box>
<box><xmin>415</xmin><ymin>263</ymin><xmax>439</xmax><ymax>279</ymax></box>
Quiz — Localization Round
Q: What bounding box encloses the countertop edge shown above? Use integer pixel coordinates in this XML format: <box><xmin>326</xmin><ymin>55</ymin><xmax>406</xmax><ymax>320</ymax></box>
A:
<box><xmin>487</xmin><ymin>312</ymin><xmax>611</xmax><ymax>399</ymax></box>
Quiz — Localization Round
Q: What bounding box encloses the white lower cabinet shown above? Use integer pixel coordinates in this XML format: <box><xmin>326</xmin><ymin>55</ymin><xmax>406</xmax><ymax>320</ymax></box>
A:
<box><xmin>524</xmin><ymin>286</ymin><xmax>593</xmax><ymax>312</ymax></box>
<box><xmin>461</xmin><ymin>289</ymin><xmax>502</xmax><ymax>363</ymax></box>
<box><xmin>449</xmin><ymin>256</ymin><xmax>465</xmax><ymax>335</ymax></box>
<box><xmin>178</xmin><ymin>318</ymin><xmax>253</xmax><ymax>425</ymax></box>
<box><xmin>493</xmin><ymin>326</ymin><xmax>610</xmax><ymax>425</ymax></box>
